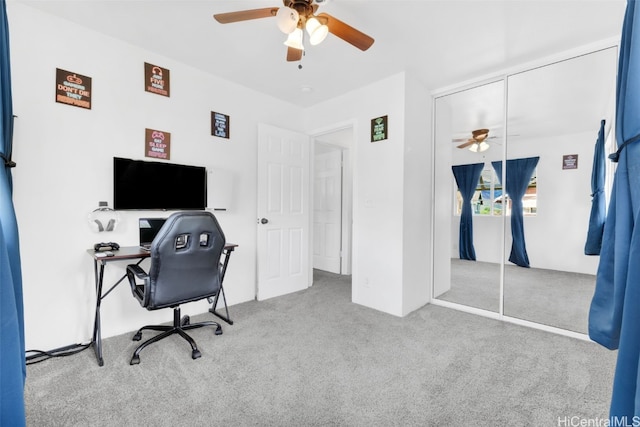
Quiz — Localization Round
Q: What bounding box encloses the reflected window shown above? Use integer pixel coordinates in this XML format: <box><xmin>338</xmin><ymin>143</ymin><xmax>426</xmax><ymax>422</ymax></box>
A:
<box><xmin>455</xmin><ymin>168</ymin><xmax>537</xmax><ymax>216</ymax></box>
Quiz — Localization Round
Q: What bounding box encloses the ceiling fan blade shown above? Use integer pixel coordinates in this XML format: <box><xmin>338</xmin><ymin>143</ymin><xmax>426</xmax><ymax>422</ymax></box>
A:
<box><xmin>287</xmin><ymin>46</ymin><xmax>303</xmax><ymax>62</ymax></box>
<box><xmin>317</xmin><ymin>13</ymin><xmax>374</xmax><ymax>51</ymax></box>
<box><xmin>457</xmin><ymin>140</ymin><xmax>476</xmax><ymax>149</ymax></box>
<box><xmin>213</xmin><ymin>7</ymin><xmax>278</xmax><ymax>24</ymax></box>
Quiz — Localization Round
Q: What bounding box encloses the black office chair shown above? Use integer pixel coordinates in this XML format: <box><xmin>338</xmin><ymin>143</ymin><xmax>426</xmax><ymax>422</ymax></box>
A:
<box><xmin>126</xmin><ymin>211</ymin><xmax>226</xmax><ymax>365</ymax></box>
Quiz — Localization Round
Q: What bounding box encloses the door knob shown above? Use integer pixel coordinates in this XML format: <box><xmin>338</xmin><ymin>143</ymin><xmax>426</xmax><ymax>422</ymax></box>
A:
<box><xmin>260</xmin><ymin>218</ymin><xmax>269</xmax><ymax>224</ymax></box>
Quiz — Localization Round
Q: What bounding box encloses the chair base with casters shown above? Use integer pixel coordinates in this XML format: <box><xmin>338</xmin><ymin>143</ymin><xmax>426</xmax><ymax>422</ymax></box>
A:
<box><xmin>130</xmin><ymin>306</ymin><xmax>223</xmax><ymax>365</ymax></box>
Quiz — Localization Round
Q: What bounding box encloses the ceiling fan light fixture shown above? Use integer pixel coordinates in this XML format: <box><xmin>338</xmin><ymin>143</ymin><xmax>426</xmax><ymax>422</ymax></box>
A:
<box><xmin>305</xmin><ymin>17</ymin><xmax>328</xmax><ymax>45</ymax></box>
<box><xmin>284</xmin><ymin>28</ymin><xmax>305</xmax><ymax>50</ymax></box>
<box><xmin>276</xmin><ymin>7</ymin><xmax>299</xmax><ymax>34</ymax></box>
<box><xmin>469</xmin><ymin>141</ymin><xmax>490</xmax><ymax>153</ymax></box>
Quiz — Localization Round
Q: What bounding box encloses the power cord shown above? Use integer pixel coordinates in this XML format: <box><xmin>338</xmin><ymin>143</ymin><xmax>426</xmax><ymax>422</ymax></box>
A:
<box><xmin>26</xmin><ymin>342</ymin><xmax>91</xmax><ymax>365</ymax></box>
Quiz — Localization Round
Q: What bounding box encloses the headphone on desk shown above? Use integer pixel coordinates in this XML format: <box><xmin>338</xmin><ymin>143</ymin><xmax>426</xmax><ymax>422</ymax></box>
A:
<box><xmin>94</xmin><ymin>219</ymin><xmax>116</xmax><ymax>232</ymax></box>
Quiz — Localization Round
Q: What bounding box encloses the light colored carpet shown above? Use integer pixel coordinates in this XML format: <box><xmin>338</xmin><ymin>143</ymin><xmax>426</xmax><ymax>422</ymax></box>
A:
<box><xmin>440</xmin><ymin>259</ymin><xmax>594</xmax><ymax>334</ymax></box>
<box><xmin>24</xmin><ymin>270</ymin><xmax>616</xmax><ymax>426</ymax></box>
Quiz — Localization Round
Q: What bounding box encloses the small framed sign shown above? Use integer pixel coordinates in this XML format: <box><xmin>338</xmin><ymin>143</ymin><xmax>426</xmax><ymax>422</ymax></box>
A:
<box><xmin>144</xmin><ymin>62</ymin><xmax>170</xmax><ymax>97</ymax></box>
<box><xmin>55</xmin><ymin>68</ymin><xmax>92</xmax><ymax>109</ymax></box>
<box><xmin>371</xmin><ymin>115</ymin><xmax>388</xmax><ymax>142</ymax></box>
<box><xmin>211</xmin><ymin>111</ymin><xmax>230</xmax><ymax>139</ymax></box>
<box><xmin>562</xmin><ymin>154</ymin><xmax>578</xmax><ymax>170</ymax></box>
<box><xmin>145</xmin><ymin>128</ymin><xmax>171</xmax><ymax>160</ymax></box>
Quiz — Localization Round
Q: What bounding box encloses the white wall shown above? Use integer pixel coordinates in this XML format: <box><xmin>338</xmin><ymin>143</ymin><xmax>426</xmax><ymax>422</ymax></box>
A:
<box><xmin>304</xmin><ymin>72</ymin><xmax>431</xmax><ymax>317</ymax></box>
<box><xmin>9</xmin><ymin>3</ymin><xmax>303</xmax><ymax>350</ymax></box>
<box><xmin>402</xmin><ymin>72</ymin><xmax>432</xmax><ymax>314</ymax></box>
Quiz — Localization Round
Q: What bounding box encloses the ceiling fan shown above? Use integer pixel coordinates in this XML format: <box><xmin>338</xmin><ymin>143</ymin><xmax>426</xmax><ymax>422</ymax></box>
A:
<box><xmin>453</xmin><ymin>129</ymin><xmax>496</xmax><ymax>152</ymax></box>
<box><xmin>213</xmin><ymin>0</ymin><xmax>375</xmax><ymax>62</ymax></box>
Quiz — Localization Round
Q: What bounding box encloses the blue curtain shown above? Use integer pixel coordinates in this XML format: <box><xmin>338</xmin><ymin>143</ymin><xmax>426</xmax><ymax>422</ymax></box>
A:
<box><xmin>0</xmin><ymin>1</ymin><xmax>26</xmax><ymax>425</ymax></box>
<box><xmin>589</xmin><ymin>0</ymin><xmax>640</xmax><ymax>421</ymax></box>
<box><xmin>452</xmin><ymin>163</ymin><xmax>484</xmax><ymax>260</ymax></box>
<box><xmin>492</xmin><ymin>157</ymin><xmax>539</xmax><ymax>268</ymax></box>
<box><xmin>585</xmin><ymin>119</ymin><xmax>607</xmax><ymax>255</ymax></box>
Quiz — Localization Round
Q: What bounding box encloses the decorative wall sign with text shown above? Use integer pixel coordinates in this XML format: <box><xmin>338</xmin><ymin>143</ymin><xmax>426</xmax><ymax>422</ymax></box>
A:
<box><xmin>144</xmin><ymin>62</ymin><xmax>170</xmax><ymax>97</ymax></box>
<box><xmin>55</xmin><ymin>68</ymin><xmax>92</xmax><ymax>109</ymax></box>
<box><xmin>562</xmin><ymin>154</ymin><xmax>578</xmax><ymax>170</ymax></box>
<box><xmin>145</xmin><ymin>128</ymin><xmax>171</xmax><ymax>160</ymax></box>
<box><xmin>211</xmin><ymin>111</ymin><xmax>230</xmax><ymax>139</ymax></box>
<box><xmin>371</xmin><ymin>115</ymin><xmax>388</xmax><ymax>142</ymax></box>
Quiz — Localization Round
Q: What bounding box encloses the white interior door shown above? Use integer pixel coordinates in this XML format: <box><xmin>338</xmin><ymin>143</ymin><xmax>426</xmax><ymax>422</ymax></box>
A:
<box><xmin>313</xmin><ymin>148</ymin><xmax>342</xmax><ymax>273</ymax></box>
<box><xmin>257</xmin><ymin>124</ymin><xmax>310</xmax><ymax>300</ymax></box>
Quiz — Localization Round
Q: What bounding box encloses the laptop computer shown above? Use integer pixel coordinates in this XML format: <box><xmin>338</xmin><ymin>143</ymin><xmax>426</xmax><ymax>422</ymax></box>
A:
<box><xmin>138</xmin><ymin>218</ymin><xmax>167</xmax><ymax>250</ymax></box>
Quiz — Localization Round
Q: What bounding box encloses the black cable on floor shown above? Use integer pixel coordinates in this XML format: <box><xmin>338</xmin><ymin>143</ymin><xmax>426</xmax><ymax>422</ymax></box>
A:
<box><xmin>26</xmin><ymin>342</ymin><xmax>91</xmax><ymax>365</ymax></box>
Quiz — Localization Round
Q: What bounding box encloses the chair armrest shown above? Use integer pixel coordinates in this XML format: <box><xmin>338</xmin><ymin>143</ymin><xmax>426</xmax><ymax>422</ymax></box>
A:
<box><xmin>126</xmin><ymin>264</ymin><xmax>150</xmax><ymax>306</ymax></box>
<box><xmin>127</xmin><ymin>264</ymin><xmax>148</xmax><ymax>280</ymax></box>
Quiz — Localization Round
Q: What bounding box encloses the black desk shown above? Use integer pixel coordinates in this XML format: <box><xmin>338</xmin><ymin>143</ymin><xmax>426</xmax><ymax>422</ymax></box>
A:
<box><xmin>88</xmin><ymin>244</ymin><xmax>237</xmax><ymax>366</ymax></box>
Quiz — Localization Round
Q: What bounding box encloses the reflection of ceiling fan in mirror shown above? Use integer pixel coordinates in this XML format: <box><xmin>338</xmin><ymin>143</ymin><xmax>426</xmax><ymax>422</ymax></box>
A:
<box><xmin>453</xmin><ymin>128</ymin><xmax>497</xmax><ymax>152</ymax></box>
<box><xmin>213</xmin><ymin>0</ymin><xmax>375</xmax><ymax>62</ymax></box>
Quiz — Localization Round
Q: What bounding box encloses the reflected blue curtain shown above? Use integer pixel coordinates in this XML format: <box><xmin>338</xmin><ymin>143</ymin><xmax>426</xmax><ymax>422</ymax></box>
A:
<box><xmin>492</xmin><ymin>157</ymin><xmax>539</xmax><ymax>268</ymax></box>
<box><xmin>0</xmin><ymin>1</ymin><xmax>26</xmax><ymax>425</ymax></box>
<box><xmin>589</xmin><ymin>0</ymin><xmax>640</xmax><ymax>421</ymax></box>
<box><xmin>452</xmin><ymin>163</ymin><xmax>484</xmax><ymax>260</ymax></box>
<box><xmin>585</xmin><ymin>119</ymin><xmax>607</xmax><ymax>255</ymax></box>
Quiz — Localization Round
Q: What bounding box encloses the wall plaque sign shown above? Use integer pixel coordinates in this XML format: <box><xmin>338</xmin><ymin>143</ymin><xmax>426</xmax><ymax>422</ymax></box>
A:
<box><xmin>144</xmin><ymin>62</ymin><xmax>170</xmax><ymax>97</ymax></box>
<box><xmin>55</xmin><ymin>68</ymin><xmax>92</xmax><ymax>109</ymax></box>
<box><xmin>211</xmin><ymin>111</ymin><xmax>230</xmax><ymax>139</ymax></box>
<box><xmin>371</xmin><ymin>115</ymin><xmax>388</xmax><ymax>142</ymax></box>
<box><xmin>562</xmin><ymin>154</ymin><xmax>578</xmax><ymax>170</ymax></box>
<box><xmin>145</xmin><ymin>128</ymin><xmax>171</xmax><ymax>160</ymax></box>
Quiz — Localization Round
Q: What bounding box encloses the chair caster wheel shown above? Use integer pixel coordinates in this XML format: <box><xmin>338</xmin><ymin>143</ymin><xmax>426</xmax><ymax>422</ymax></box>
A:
<box><xmin>192</xmin><ymin>349</ymin><xmax>201</xmax><ymax>359</ymax></box>
<box><xmin>215</xmin><ymin>326</ymin><xmax>223</xmax><ymax>336</ymax></box>
<box><xmin>130</xmin><ymin>355</ymin><xmax>140</xmax><ymax>365</ymax></box>
<box><xmin>132</xmin><ymin>331</ymin><xmax>142</xmax><ymax>341</ymax></box>
<box><xmin>181</xmin><ymin>315</ymin><xmax>190</xmax><ymax>326</ymax></box>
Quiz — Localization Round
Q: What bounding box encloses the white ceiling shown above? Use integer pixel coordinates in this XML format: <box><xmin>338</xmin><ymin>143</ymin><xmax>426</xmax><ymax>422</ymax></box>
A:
<box><xmin>16</xmin><ymin>0</ymin><xmax>627</xmax><ymax>108</ymax></box>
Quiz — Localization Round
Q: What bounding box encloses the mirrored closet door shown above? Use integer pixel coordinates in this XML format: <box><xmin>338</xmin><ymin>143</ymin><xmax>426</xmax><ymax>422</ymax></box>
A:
<box><xmin>503</xmin><ymin>47</ymin><xmax>618</xmax><ymax>334</ymax></box>
<box><xmin>433</xmin><ymin>80</ymin><xmax>505</xmax><ymax>313</ymax></box>
<box><xmin>432</xmin><ymin>46</ymin><xmax>618</xmax><ymax>335</ymax></box>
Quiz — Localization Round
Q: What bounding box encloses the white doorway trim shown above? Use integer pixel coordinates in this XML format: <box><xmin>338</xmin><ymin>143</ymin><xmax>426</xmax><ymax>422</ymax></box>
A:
<box><xmin>309</xmin><ymin>121</ymin><xmax>355</xmax><ymax>276</ymax></box>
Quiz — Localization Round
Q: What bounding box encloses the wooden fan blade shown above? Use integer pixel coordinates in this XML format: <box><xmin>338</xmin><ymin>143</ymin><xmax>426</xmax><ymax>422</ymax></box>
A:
<box><xmin>287</xmin><ymin>47</ymin><xmax>303</xmax><ymax>62</ymax></box>
<box><xmin>457</xmin><ymin>140</ymin><xmax>476</xmax><ymax>149</ymax></box>
<box><xmin>214</xmin><ymin>7</ymin><xmax>278</xmax><ymax>24</ymax></box>
<box><xmin>317</xmin><ymin>13</ymin><xmax>374</xmax><ymax>51</ymax></box>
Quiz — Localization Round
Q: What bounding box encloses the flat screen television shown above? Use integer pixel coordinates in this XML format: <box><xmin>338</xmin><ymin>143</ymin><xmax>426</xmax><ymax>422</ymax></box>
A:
<box><xmin>113</xmin><ymin>157</ymin><xmax>207</xmax><ymax>210</ymax></box>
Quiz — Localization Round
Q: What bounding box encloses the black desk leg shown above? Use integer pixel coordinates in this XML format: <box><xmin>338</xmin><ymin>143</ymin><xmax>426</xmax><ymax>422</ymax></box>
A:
<box><xmin>91</xmin><ymin>260</ymin><xmax>106</xmax><ymax>366</ymax></box>
<box><xmin>209</xmin><ymin>285</ymin><xmax>233</xmax><ymax>325</ymax></box>
<box><xmin>209</xmin><ymin>248</ymin><xmax>234</xmax><ymax>325</ymax></box>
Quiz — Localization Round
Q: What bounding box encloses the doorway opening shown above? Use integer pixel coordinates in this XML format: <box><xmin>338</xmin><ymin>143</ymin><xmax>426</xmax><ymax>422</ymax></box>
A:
<box><xmin>312</xmin><ymin>126</ymin><xmax>353</xmax><ymax>276</ymax></box>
